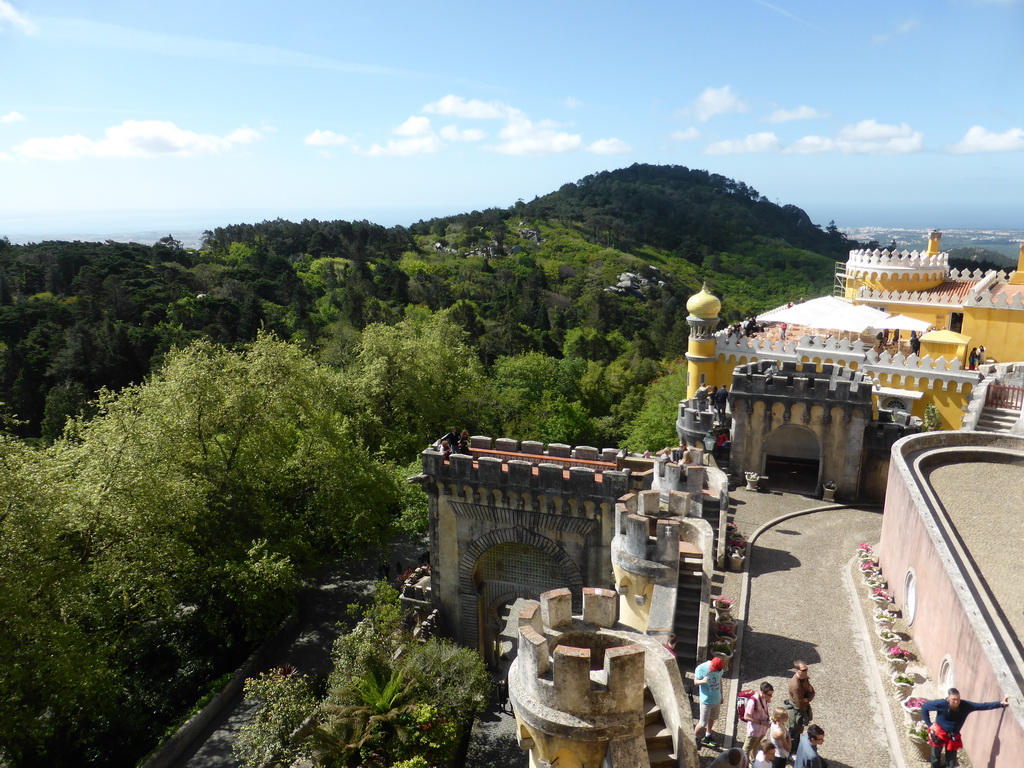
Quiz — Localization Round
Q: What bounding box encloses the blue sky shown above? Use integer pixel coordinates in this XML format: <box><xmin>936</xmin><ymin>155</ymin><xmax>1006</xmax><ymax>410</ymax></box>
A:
<box><xmin>1</xmin><ymin>0</ymin><xmax>1022</xmax><ymax>237</ymax></box>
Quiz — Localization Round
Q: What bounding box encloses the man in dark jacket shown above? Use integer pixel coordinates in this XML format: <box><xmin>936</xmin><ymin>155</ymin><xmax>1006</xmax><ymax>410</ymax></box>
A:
<box><xmin>921</xmin><ymin>688</ymin><xmax>1009</xmax><ymax>767</ymax></box>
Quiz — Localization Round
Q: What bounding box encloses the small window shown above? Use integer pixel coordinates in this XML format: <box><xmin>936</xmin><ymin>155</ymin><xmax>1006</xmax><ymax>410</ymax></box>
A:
<box><xmin>904</xmin><ymin>569</ymin><xmax>918</xmax><ymax>625</ymax></box>
<box><xmin>883</xmin><ymin>397</ymin><xmax>908</xmax><ymax>412</ymax></box>
<box><xmin>940</xmin><ymin>656</ymin><xmax>956</xmax><ymax>692</ymax></box>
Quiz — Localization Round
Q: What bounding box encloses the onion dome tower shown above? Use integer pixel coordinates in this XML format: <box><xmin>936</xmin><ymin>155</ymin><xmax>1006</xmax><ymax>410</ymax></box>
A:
<box><xmin>685</xmin><ymin>283</ymin><xmax>721</xmax><ymax>398</ymax></box>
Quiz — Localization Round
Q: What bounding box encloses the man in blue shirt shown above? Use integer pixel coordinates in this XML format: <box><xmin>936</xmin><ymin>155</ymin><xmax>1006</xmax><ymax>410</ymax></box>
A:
<box><xmin>921</xmin><ymin>688</ymin><xmax>1009</xmax><ymax>767</ymax></box>
<box><xmin>793</xmin><ymin>723</ymin><xmax>824</xmax><ymax>768</ymax></box>
<box><xmin>693</xmin><ymin>655</ymin><xmax>724</xmax><ymax>749</ymax></box>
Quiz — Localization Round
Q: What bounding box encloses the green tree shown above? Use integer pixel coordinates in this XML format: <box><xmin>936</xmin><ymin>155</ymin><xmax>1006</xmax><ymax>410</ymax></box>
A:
<box><xmin>622</xmin><ymin>362</ymin><xmax>688</xmax><ymax>452</ymax></box>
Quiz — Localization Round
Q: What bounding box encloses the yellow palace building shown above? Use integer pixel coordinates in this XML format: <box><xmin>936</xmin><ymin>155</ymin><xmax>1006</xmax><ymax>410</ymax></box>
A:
<box><xmin>685</xmin><ymin>232</ymin><xmax>1024</xmax><ymax>432</ymax></box>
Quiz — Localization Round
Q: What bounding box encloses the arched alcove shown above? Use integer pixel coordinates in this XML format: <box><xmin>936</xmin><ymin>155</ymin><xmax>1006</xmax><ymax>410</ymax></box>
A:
<box><xmin>762</xmin><ymin>423</ymin><xmax>821</xmax><ymax>494</ymax></box>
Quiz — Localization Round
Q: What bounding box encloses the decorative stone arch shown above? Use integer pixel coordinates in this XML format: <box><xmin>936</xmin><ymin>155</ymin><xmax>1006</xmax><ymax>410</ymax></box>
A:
<box><xmin>762</xmin><ymin>423</ymin><xmax>823</xmax><ymax>492</ymax></box>
<box><xmin>458</xmin><ymin>526</ymin><xmax>584</xmax><ymax>654</ymax></box>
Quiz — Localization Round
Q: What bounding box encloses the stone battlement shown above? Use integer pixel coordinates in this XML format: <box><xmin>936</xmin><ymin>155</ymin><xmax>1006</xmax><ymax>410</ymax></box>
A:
<box><xmin>467</xmin><ymin>435</ymin><xmax>622</xmax><ymax>464</ymax></box>
<box><xmin>515</xmin><ymin>589</ymin><xmax>646</xmax><ymax>717</ymax></box>
<box><xmin>420</xmin><ymin>450</ymin><xmax>631</xmax><ymax>501</ymax></box>
<box><xmin>731</xmin><ymin>360</ymin><xmax>872</xmax><ymax>404</ymax></box>
<box><xmin>613</xmin><ymin>509</ymin><xmax>680</xmax><ymax>570</ymax></box>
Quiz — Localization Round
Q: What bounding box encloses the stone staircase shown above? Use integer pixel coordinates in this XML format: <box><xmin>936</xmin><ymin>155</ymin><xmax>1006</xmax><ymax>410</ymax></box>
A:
<box><xmin>673</xmin><ymin>540</ymin><xmax>704</xmax><ymax>670</ymax></box>
<box><xmin>643</xmin><ymin>688</ymin><xmax>677</xmax><ymax>768</ymax></box>
<box><xmin>976</xmin><ymin>406</ymin><xmax>1020</xmax><ymax>433</ymax></box>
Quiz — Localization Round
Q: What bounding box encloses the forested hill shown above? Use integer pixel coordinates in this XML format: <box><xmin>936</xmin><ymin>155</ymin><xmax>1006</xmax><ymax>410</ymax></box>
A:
<box><xmin>1</xmin><ymin>164</ymin><xmax>860</xmax><ymax>442</ymax></box>
<box><xmin>1</xmin><ymin>165</ymin><xmax>863</xmax><ymax>766</ymax></box>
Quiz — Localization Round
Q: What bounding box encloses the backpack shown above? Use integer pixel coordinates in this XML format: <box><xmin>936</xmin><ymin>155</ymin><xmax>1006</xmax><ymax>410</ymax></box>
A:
<box><xmin>736</xmin><ymin>688</ymin><xmax>755</xmax><ymax>721</ymax></box>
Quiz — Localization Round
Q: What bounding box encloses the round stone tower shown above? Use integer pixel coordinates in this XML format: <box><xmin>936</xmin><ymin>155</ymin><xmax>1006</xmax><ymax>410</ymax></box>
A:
<box><xmin>843</xmin><ymin>230</ymin><xmax>948</xmax><ymax>299</ymax></box>
<box><xmin>509</xmin><ymin>588</ymin><xmax>694</xmax><ymax>767</ymax></box>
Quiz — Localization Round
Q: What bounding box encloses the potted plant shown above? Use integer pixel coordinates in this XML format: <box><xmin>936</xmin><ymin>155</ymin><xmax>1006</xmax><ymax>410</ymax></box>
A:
<box><xmin>892</xmin><ymin>672</ymin><xmax>915</xmax><ymax>699</ymax></box>
<box><xmin>728</xmin><ymin>548</ymin><xmax>746</xmax><ymax>572</ymax></box>
<box><xmin>902</xmin><ymin>695</ymin><xmax>927</xmax><ymax>723</ymax></box>
<box><xmin>714</xmin><ymin>622</ymin><xmax>736</xmax><ymax>637</ymax></box>
<box><xmin>865</xmin><ymin>575</ymin><xmax>887</xmax><ymax>590</ymax></box>
<box><xmin>725</xmin><ymin>521</ymin><xmax>741</xmax><ymax>538</ymax></box>
<box><xmin>858</xmin><ymin>559</ymin><xmax>879</xmax><ymax>574</ymax></box>
<box><xmin>710</xmin><ymin>641</ymin><xmax>734</xmax><ymax>658</ymax></box>
<box><xmin>745</xmin><ymin>471</ymin><xmax>760</xmax><ymax>491</ymax></box>
<box><xmin>857</xmin><ymin>542</ymin><xmax>874</xmax><ymax>560</ymax></box>
<box><xmin>908</xmin><ymin>720</ymin><xmax>932</xmax><ymax>760</ymax></box>
<box><xmin>877</xmin><ymin>628</ymin><xmax>900</xmax><ymax>647</ymax></box>
<box><xmin>871</xmin><ymin>587</ymin><xmax>893</xmax><ymax>604</ymax></box>
<box><xmin>822</xmin><ymin>480</ymin><xmax>837</xmax><ymax>502</ymax></box>
<box><xmin>887</xmin><ymin>645</ymin><xmax>912</xmax><ymax>671</ymax></box>
<box><xmin>712</xmin><ymin>597</ymin><xmax>734</xmax><ymax>615</ymax></box>
<box><xmin>873</xmin><ymin>608</ymin><xmax>897</xmax><ymax>627</ymax></box>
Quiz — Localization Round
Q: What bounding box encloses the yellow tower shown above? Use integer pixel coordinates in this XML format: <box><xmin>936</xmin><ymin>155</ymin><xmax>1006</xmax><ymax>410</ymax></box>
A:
<box><xmin>1009</xmin><ymin>242</ymin><xmax>1024</xmax><ymax>286</ymax></box>
<box><xmin>685</xmin><ymin>283</ymin><xmax>721</xmax><ymax>398</ymax></box>
<box><xmin>927</xmin><ymin>229</ymin><xmax>942</xmax><ymax>256</ymax></box>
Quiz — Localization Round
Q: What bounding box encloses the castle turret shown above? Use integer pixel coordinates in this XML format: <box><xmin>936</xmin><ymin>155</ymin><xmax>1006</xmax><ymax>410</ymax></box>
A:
<box><xmin>927</xmin><ymin>229</ymin><xmax>942</xmax><ymax>257</ymax></box>
<box><xmin>685</xmin><ymin>283</ymin><xmax>721</xmax><ymax>399</ymax></box>
<box><xmin>1009</xmin><ymin>241</ymin><xmax>1024</xmax><ymax>286</ymax></box>
<box><xmin>509</xmin><ymin>588</ymin><xmax>696</xmax><ymax>768</ymax></box>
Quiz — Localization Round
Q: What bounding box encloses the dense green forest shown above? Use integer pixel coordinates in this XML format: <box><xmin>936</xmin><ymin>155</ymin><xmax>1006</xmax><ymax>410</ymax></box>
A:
<box><xmin>0</xmin><ymin>164</ymin><xmax>863</xmax><ymax>766</ymax></box>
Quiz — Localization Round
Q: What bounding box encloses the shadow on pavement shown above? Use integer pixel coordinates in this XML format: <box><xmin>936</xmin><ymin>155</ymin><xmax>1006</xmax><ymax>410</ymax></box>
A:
<box><xmin>748</xmin><ymin>544</ymin><xmax>802</xmax><ymax>574</ymax></box>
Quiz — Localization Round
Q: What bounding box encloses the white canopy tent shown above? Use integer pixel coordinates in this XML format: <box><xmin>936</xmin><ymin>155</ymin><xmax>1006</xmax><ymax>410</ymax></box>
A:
<box><xmin>867</xmin><ymin>314</ymin><xmax>931</xmax><ymax>333</ymax></box>
<box><xmin>757</xmin><ymin>296</ymin><xmax>891</xmax><ymax>333</ymax></box>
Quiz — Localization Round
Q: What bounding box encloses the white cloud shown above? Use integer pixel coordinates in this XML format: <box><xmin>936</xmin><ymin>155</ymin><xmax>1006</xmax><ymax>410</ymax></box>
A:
<box><xmin>423</xmin><ymin>94</ymin><xmax>510</xmax><ymax>120</ymax></box>
<box><xmin>785</xmin><ymin>119</ymin><xmax>923</xmax><ymax>154</ymax></box>
<box><xmin>587</xmin><ymin>138</ymin><xmax>631</xmax><ymax>155</ymax></box>
<box><xmin>670</xmin><ymin>128</ymin><xmax>699</xmax><ymax>141</ymax></box>
<box><xmin>946</xmin><ymin>125</ymin><xmax>1024</xmax><ymax>153</ymax></box>
<box><xmin>692</xmin><ymin>85</ymin><xmax>747</xmax><ymax>122</ymax></box>
<box><xmin>1</xmin><ymin>110</ymin><xmax>25</xmax><ymax>123</ymax></box>
<box><xmin>705</xmin><ymin>132</ymin><xmax>781</xmax><ymax>155</ymax></box>
<box><xmin>872</xmin><ymin>18</ymin><xmax>920</xmax><ymax>45</ymax></box>
<box><xmin>226</xmin><ymin>127</ymin><xmax>264</xmax><ymax>144</ymax></box>
<box><xmin>763</xmin><ymin>105</ymin><xmax>828</xmax><ymax>123</ymax></box>
<box><xmin>305</xmin><ymin>129</ymin><xmax>351</xmax><ymax>147</ymax></box>
<box><xmin>563</xmin><ymin>97</ymin><xmax>584</xmax><ymax>109</ymax></box>
<box><xmin>393</xmin><ymin>115</ymin><xmax>433</xmax><ymax>137</ymax></box>
<box><xmin>14</xmin><ymin>120</ymin><xmax>260</xmax><ymax>160</ymax></box>
<box><xmin>835</xmin><ymin>119</ymin><xmax>923</xmax><ymax>153</ymax></box>
<box><xmin>786</xmin><ymin>135</ymin><xmax>836</xmax><ymax>154</ymax></box>
<box><xmin>0</xmin><ymin>151</ymin><xmax>12</xmax><ymax>162</ymax></box>
<box><xmin>488</xmin><ymin>114</ymin><xmax>581</xmax><ymax>156</ymax></box>
<box><xmin>0</xmin><ymin>1</ymin><xmax>35</xmax><ymax>34</ymax></box>
<box><xmin>358</xmin><ymin>135</ymin><xmax>444</xmax><ymax>157</ymax></box>
<box><xmin>439</xmin><ymin>124</ymin><xmax>486</xmax><ymax>142</ymax></box>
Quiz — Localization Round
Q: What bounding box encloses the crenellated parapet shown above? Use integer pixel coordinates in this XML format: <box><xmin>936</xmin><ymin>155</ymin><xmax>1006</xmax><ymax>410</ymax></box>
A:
<box><xmin>509</xmin><ymin>588</ymin><xmax>694</xmax><ymax>767</ymax></box>
<box><xmin>847</xmin><ymin>247</ymin><xmax>949</xmax><ymax>277</ymax></box>
<box><xmin>611</xmin><ymin>506</ymin><xmax>681</xmax><ymax>640</ymax></box>
<box><xmin>967</xmin><ymin>286</ymin><xmax>1024</xmax><ymax>312</ymax></box>
<box><xmin>513</xmin><ymin>589</ymin><xmax>646</xmax><ymax>722</ymax></box>
<box><xmin>418</xmin><ymin>448</ymin><xmax>631</xmax><ymax>505</ymax></box>
<box><xmin>731</xmin><ymin>360</ymin><xmax>873</xmax><ymax>405</ymax></box>
<box><xmin>863</xmin><ymin>350</ymin><xmax>982</xmax><ymax>393</ymax></box>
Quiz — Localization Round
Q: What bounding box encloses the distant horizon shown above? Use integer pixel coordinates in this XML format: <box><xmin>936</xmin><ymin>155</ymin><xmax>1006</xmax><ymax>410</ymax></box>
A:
<box><xmin>3</xmin><ymin>202</ymin><xmax>1021</xmax><ymax>247</ymax></box>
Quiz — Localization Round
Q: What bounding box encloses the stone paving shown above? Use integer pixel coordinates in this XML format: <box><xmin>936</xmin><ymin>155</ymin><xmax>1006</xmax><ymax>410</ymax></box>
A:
<box><xmin>697</xmin><ymin>485</ymin><xmax>910</xmax><ymax>768</ymax></box>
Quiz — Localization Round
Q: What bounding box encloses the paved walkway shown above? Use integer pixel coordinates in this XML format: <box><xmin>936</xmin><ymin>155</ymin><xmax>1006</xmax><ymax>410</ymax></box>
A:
<box><xmin>705</xmin><ymin>487</ymin><xmax>899</xmax><ymax>768</ymax></box>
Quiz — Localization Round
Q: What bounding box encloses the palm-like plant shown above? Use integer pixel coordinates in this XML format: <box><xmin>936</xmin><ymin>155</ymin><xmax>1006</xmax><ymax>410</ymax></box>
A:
<box><xmin>312</xmin><ymin>664</ymin><xmax>417</xmax><ymax>766</ymax></box>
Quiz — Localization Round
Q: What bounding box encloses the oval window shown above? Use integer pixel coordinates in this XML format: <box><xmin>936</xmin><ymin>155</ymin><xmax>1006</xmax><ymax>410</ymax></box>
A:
<box><xmin>904</xmin><ymin>569</ymin><xmax>918</xmax><ymax>625</ymax></box>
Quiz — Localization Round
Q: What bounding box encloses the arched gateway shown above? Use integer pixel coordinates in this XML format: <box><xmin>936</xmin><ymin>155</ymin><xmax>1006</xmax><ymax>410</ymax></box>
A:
<box><xmin>412</xmin><ymin>442</ymin><xmax>632</xmax><ymax>654</ymax></box>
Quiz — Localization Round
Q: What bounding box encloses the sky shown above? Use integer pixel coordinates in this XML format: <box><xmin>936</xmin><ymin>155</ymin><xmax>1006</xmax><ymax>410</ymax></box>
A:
<box><xmin>1</xmin><ymin>0</ymin><xmax>1023</xmax><ymax>239</ymax></box>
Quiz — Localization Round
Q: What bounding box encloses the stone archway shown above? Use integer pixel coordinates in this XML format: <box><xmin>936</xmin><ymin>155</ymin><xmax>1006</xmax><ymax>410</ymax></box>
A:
<box><xmin>763</xmin><ymin>424</ymin><xmax>822</xmax><ymax>494</ymax></box>
<box><xmin>458</xmin><ymin>527</ymin><xmax>583</xmax><ymax>658</ymax></box>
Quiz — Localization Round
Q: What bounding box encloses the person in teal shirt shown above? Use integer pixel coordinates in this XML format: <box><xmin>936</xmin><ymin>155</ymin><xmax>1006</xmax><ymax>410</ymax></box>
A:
<box><xmin>694</xmin><ymin>656</ymin><xmax>725</xmax><ymax>748</ymax></box>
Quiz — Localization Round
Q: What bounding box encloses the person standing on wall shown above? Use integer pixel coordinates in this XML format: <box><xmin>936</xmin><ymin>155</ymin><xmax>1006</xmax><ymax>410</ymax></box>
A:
<box><xmin>921</xmin><ymin>688</ymin><xmax>1009</xmax><ymax>768</ymax></box>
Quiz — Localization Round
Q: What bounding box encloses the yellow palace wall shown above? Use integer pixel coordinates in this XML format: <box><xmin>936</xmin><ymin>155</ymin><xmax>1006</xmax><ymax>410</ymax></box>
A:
<box><xmin>962</xmin><ymin>307</ymin><xmax>1024</xmax><ymax>364</ymax></box>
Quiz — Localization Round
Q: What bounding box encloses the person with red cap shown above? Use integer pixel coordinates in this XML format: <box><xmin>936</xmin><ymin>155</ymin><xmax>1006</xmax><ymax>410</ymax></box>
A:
<box><xmin>694</xmin><ymin>655</ymin><xmax>726</xmax><ymax>749</ymax></box>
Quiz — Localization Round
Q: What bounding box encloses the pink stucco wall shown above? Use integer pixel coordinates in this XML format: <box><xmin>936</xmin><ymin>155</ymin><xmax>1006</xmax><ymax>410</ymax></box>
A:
<box><xmin>878</xmin><ymin>441</ymin><xmax>1022</xmax><ymax>767</ymax></box>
